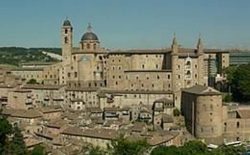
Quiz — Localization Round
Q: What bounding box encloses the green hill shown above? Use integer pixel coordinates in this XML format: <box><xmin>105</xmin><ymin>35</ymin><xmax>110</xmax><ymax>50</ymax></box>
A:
<box><xmin>0</xmin><ymin>47</ymin><xmax>61</xmax><ymax>66</ymax></box>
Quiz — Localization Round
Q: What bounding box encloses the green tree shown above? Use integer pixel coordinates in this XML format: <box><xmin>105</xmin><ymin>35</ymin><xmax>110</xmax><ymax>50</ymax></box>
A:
<box><xmin>151</xmin><ymin>145</ymin><xmax>180</xmax><ymax>155</ymax></box>
<box><xmin>88</xmin><ymin>146</ymin><xmax>105</xmax><ymax>155</ymax></box>
<box><xmin>0</xmin><ymin>115</ymin><xmax>13</xmax><ymax>154</ymax></box>
<box><xmin>109</xmin><ymin>135</ymin><xmax>149</xmax><ymax>155</ymax></box>
<box><xmin>29</xmin><ymin>145</ymin><xmax>46</xmax><ymax>155</ymax></box>
<box><xmin>27</xmin><ymin>79</ymin><xmax>38</xmax><ymax>84</ymax></box>
<box><xmin>9</xmin><ymin>126</ymin><xmax>27</xmax><ymax>155</ymax></box>
<box><xmin>224</xmin><ymin>66</ymin><xmax>237</xmax><ymax>84</ymax></box>
<box><xmin>231</xmin><ymin>64</ymin><xmax>250</xmax><ymax>102</ymax></box>
<box><xmin>173</xmin><ymin>108</ymin><xmax>181</xmax><ymax>116</ymax></box>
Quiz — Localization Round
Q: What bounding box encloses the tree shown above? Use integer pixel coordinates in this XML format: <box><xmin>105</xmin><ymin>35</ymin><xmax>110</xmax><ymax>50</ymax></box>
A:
<box><xmin>151</xmin><ymin>145</ymin><xmax>180</xmax><ymax>155</ymax></box>
<box><xmin>27</xmin><ymin>79</ymin><xmax>38</xmax><ymax>84</ymax></box>
<box><xmin>0</xmin><ymin>115</ymin><xmax>13</xmax><ymax>154</ymax></box>
<box><xmin>150</xmin><ymin>140</ymin><xmax>246</xmax><ymax>155</ymax></box>
<box><xmin>231</xmin><ymin>64</ymin><xmax>250</xmax><ymax>102</ymax></box>
<box><xmin>173</xmin><ymin>108</ymin><xmax>181</xmax><ymax>116</ymax></box>
<box><xmin>9</xmin><ymin>126</ymin><xmax>27</xmax><ymax>155</ymax></box>
<box><xmin>29</xmin><ymin>145</ymin><xmax>46</xmax><ymax>155</ymax></box>
<box><xmin>88</xmin><ymin>146</ymin><xmax>106</xmax><ymax>155</ymax></box>
<box><xmin>109</xmin><ymin>135</ymin><xmax>149</xmax><ymax>155</ymax></box>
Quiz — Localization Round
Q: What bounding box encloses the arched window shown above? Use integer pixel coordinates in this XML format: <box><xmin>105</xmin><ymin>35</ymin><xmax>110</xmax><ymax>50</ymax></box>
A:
<box><xmin>93</xmin><ymin>43</ymin><xmax>97</xmax><ymax>49</ymax></box>
<box><xmin>64</xmin><ymin>37</ymin><xmax>68</xmax><ymax>44</ymax></box>
<box><xmin>186</xmin><ymin>71</ymin><xmax>191</xmax><ymax>78</ymax></box>
<box><xmin>65</xmin><ymin>29</ymin><xmax>68</xmax><ymax>34</ymax></box>
<box><xmin>186</xmin><ymin>61</ymin><xmax>191</xmax><ymax>69</ymax></box>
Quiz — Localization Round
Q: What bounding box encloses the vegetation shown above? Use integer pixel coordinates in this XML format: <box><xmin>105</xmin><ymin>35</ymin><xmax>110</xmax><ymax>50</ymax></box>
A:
<box><xmin>0</xmin><ymin>47</ymin><xmax>61</xmax><ymax>66</ymax></box>
<box><xmin>0</xmin><ymin>112</ymin><xmax>46</xmax><ymax>155</ymax></box>
<box><xmin>225</xmin><ymin>64</ymin><xmax>250</xmax><ymax>102</ymax></box>
<box><xmin>151</xmin><ymin>140</ymin><xmax>246</xmax><ymax>155</ymax></box>
<box><xmin>109</xmin><ymin>135</ymin><xmax>149</xmax><ymax>155</ymax></box>
<box><xmin>173</xmin><ymin>108</ymin><xmax>181</xmax><ymax>116</ymax></box>
<box><xmin>27</xmin><ymin>79</ymin><xmax>39</xmax><ymax>84</ymax></box>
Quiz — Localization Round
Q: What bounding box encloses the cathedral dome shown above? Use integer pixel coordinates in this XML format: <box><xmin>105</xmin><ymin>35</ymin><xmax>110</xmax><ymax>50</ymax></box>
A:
<box><xmin>63</xmin><ymin>19</ymin><xmax>71</xmax><ymax>26</ymax></box>
<box><xmin>81</xmin><ymin>32</ymin><xmax>99</xmax><ymax>41</ymax></box>
<box><xmin>81</xmin><ymin>23</ymin><xmax>99</xmax><ymax>41</ymax></box>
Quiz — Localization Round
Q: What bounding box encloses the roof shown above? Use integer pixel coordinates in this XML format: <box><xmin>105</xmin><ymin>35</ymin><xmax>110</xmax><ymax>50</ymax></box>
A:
<box><xmin>22</xmin><ymin>84</ymin><xmax>63</xmax><ymax>90</ymax></box>
<box><xmin>108</xmin><ymin>48</ymin><xmax>228</xmax><ymax>55</ymax></box>
<box><xmin>39</xmin><ymin>106</ymin><xmax>63</xmax><ymax>114</ymax></box>
<box><xmin>182</xmin><ymin>85</ymin><xmax>221</xmax><ymax>95</ymax></box>
<box><xmin>109</xmin><ymin>49</ymin><xmax>170</xmax><ymax>54</ymax></box>
<box><xmin>62</xmin><ymin>127</ymin><xmax>118</xmax><ymax>140</ymax></box>
<box><xmin>81</xmin><ymin>32</ymin><xmax>99</xmax><ymax>41</ymax></box>
<box><xmin>63</xmin><ymin>19</ymin><xmax>71</xmax><ymax>26</ymax></box>
<box><xmin>124</xmin><ymin>69</ymin><xmax>171</xmax><ymax>73</ymax></box>
<box><xmin>237</xmin><ymin>109</ymin><xmax>250</xmax><ymax>119</ymax></box>
<box><xmin>11</xmin><ymin>68</ymin><xmax>44</xmax><ymax>71</ymax></box>
<box><xmin>3</xmin><ymin>109</ymin><xmax>42</xmax><ymax>118</ymax></box>
<box><xmin>47</xmin><ymin>119</ymin><xmax>67</xmax><ymax>129</ymax></box>
<box><xmin>97</xmin><ymin>89</ymin><xmax>172</xmax><ymax>97</ymax></box>
<box><xmin>147</xmin><ymin>131</ymin><xmax>179</xmax><ymax>146</ymax></box>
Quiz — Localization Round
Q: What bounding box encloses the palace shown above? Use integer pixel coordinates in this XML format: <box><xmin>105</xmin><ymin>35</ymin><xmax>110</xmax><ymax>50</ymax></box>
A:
<box><xmin>39</xmin><ymin>19</ymin><xmax>228</xmax><ymax>109</ymax></box>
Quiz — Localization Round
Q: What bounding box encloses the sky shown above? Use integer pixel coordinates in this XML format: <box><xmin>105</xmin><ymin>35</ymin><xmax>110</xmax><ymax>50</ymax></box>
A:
<box><xmin>0</xmin><ymin>0</ymin><xmax>250</xmax><ymax>49</ymax></box>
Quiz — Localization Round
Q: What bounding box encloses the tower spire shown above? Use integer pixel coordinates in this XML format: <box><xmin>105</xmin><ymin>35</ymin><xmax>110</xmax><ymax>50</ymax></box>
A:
<box><xmin>87</xmin><ymin>23</ymin><xmax>92</xmax><ymax>32</ymax></box>
<box><xmin>197</xmin><ymin>33</ymin><xmax>203</xmax><ymax>49</ymax></box>
<box><xmin>172</xmin><ymin>33</ymin><xmax>177</xmax><ymax>46</ymax></box>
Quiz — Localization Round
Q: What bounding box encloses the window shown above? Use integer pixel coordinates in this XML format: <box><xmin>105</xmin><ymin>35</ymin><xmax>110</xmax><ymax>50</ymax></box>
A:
<box><xmin>87</xmin><ymin>43</ymin><xmax>90</xmax><ymax>49</ymax></box>
<box><xmin>116</xmin><ymin>81</ymin><xmax>118</xmax><ymax>85</ymax></box>
<box><xmin>93</xmin><ymin>43</ymin><xmax>96</xmax><ymax>49</ymax></box>
<box><xmin>237</xmin><ymin>122</ymin><xmax>240</xmax><ymax>128</ymax></box>
<box><xmin>68</xmin><ymin>73</ymin><xmax>71</xmax><ymax>78</ymax></box>
<box><xmin>142</xmin><ymin>64</ymin><xmax>145</xmax><ymax>69</ymax></box>
<box><xmin>157</xmin><ymin>75</ymin><xmax>160</xmax><ymax>79</ymax></box>
<box><xmin>64</xmin><ymin>37</ymin><xmax>68</xmax><ymax>44</ymax></box>
<box><xmin>65</xmin><ymin>29</ymin><xmax>68</xmax><ymax>34</ymax></box>
<box><xmin>156</xmin><ymin>64</ymin><xmax>158</xmax><ymax>69</ymax></box>
<box><xmin>210</xmin><ymin>104</ymin><xmax>213</xmax><ymax>110</ymax></box>
<box><xmin>168</xmin><ymin>75</ymin><xmax>170</xmax><ymax>79</ymax></box>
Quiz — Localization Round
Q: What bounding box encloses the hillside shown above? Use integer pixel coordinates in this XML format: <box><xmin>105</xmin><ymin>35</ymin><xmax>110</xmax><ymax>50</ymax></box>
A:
<box><xmin>0</xmin><ymin>47</ymin><xmax>62</xmax><ymax>66</ymax></box>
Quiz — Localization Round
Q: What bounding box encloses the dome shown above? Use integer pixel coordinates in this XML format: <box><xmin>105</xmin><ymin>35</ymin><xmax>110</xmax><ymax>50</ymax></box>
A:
<box><xmin>63</xmin><ymin>19</ymin><xmax>71</xmax><ymax>26</ymax></box>
<box><xmin>81</xmin><ymin>32</ymin><xmax>99</xmax><ymax>41</ymax></box>
<box><xmin>80</xmin><ymin>23</ymin><xmax>99</xmax><ymax>41</ymax></box>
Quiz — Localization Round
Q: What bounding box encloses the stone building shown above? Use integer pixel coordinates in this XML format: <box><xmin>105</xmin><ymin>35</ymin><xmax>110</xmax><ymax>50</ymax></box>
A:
<box><xmin>181</xmin><ymin>85</ymin><xmax>250</xmax><ymax>145</ymax></box>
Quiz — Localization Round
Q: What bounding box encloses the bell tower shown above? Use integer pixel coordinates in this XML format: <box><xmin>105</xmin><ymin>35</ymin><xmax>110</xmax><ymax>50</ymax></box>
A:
<box><xmin>61</xmin><ymin>18</ymin><xmax>73</xmax><ymax>62</ymax></box>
